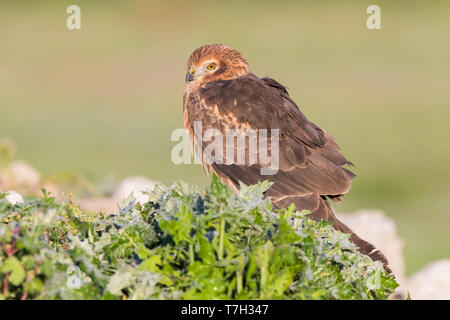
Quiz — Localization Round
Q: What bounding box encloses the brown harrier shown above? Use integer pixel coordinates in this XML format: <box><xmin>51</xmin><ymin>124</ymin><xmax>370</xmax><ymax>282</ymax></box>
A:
<box><xmin>183</xmin><ymin>44</ymin><xmax>392</xmax><ymax>274</ymax></box>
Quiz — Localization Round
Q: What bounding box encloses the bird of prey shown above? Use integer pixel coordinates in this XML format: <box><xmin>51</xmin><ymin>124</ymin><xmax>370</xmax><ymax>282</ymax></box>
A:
<box><xmin>183</xmin><ymin>44</ymin><xmax>392</xmax><ymax>274</ymax></box>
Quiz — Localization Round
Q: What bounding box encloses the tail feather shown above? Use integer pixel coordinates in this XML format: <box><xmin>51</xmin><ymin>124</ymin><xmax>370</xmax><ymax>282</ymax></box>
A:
<box><xmin>348</xmin><ymin>232</ymin><xmax>393</xmax><ymax>275</ymax></box>
<box><xmin>275</xmin><ymin>196</ymin><xmax>394</xmax><ymax>275</ymax></box>
<box><xmin>314</xmin><ymin>198</ymin><xmax>393</xmax><ymax>275</ymax></box>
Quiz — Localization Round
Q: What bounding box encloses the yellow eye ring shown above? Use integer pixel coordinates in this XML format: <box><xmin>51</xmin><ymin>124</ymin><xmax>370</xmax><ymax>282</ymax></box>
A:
<box><xmin>207</xmin><ymin>63</ymin><xmax>217</xmax><ymax>70</ymax></box>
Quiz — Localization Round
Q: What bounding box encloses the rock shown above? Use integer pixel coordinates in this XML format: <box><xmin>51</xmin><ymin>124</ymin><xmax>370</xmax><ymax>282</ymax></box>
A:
<box><xmin>0</xmin><ymin>172</ymin><xmax>8</xmax><ymax>191</ymax></box>
<box><xmin>407</xmin><ymin>260</ymin><xmax>450</xmax><ymax>300</ymax></box>
<box><xmin>10</xmin><ymin>161</ymin><xmax>41</xmax><ymax>188</ymax></box>
<box><xmin>76</xmin><ymin>197</ymin><xmax>118</xmax><ymax>214</ymax></box>
<box><xmin>337</xmin><ymin>210</ymin><xmax>406</xmax><ymax>298</ymax></box>
<box><xmin>74</xmin><ymin>176</ymin><xmax>158</xmax><ymax>215</ymax></box>
<box><xmin>113</xmin><ymin>176</ymin><xmax>158</xmax><ymax>205</ymax></box>
<box><xmin>4</xmin><ymin>190</ymin><xmax>24</xmax><ymax>205</ymax></box>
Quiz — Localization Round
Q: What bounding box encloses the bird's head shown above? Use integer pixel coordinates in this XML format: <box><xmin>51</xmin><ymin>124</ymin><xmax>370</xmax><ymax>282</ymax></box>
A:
<box><xmin>185</xmin><ymin>44</ymin><xmax>250</xmax><ymax>85</ymax></box>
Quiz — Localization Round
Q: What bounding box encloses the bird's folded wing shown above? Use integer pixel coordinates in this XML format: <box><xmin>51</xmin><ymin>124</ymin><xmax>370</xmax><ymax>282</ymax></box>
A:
<box><xmin>189</xmin><ymin>74</ymin><xmax>355</xmax><ymax>199</ymax></box>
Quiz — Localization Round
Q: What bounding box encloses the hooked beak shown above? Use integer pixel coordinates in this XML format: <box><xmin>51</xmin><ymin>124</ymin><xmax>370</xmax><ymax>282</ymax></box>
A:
<box><xmin>185</xmin><ymin>68</ymin><xmax>195</xmax><ymax>83</ymax></box>
<box><xmin>185</xmin><ymin>72</ymin><xmax>194</xmax><ymax>83</ymax></box>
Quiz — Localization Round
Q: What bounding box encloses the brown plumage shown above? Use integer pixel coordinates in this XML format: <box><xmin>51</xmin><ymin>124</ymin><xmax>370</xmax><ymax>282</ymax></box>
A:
<box><xmin>183</xmin><ymin>44</ymin><xmax>392</xmax><ymax>274</ymax></box>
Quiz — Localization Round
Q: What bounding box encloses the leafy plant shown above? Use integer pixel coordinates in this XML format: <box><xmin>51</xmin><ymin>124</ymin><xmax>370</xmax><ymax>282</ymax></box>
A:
<box><xmin>0</xmin><ymin>176</ymin><xmax>398</xmax><ymax>300</ymax></box>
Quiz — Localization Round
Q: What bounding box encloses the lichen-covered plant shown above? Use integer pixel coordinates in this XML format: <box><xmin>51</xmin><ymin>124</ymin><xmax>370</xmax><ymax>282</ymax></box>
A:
<box><xmin>0</xmin><ymin>176</ymin><xmax>398</xmax><ymax>300</ymax></box>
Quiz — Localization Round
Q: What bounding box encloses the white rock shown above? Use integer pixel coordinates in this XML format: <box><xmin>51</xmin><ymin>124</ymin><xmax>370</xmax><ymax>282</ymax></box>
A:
<box><xmin>407</xmin><ymin>260</ymin><xmax>450</xmax><ymax>300</ymax></box>
<box><xmin>337</xmin><ymin>210</ymin><xmax>406</xmax><ymax>297</ymax></box>
<box><xmin>4</xmin><ymin>190</ymin><xmax>24</xmax><ymax>205</ymax></box>
<box><xmin>10</xmin><ymin>161</ymin><xmax>41</xmax><ymax>187</ymax></box>
<box><xmin>113</xmin><ymin>176</ymin><xmax>158</xmax><ymax>205</ymax></box>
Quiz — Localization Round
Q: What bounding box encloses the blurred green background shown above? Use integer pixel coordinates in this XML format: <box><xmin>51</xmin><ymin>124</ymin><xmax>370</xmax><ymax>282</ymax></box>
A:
<box><xmin>1</xmin><ymin>0</ymin><xmax>449</xmax><ymax>275</ymax></box>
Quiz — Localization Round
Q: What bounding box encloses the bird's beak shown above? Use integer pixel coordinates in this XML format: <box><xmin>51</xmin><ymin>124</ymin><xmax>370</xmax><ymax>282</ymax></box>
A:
<box><xmin>186</xmin><ymin>68</ymin><xmax>195</xmax><ymax>83</ymax></box>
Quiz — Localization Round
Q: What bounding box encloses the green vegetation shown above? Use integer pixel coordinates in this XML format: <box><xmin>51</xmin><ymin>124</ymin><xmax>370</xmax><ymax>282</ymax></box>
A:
<box><xmin>0</xmin><ymin>176</ymin><xmax>397</xmax><ymax>300</ymax></box>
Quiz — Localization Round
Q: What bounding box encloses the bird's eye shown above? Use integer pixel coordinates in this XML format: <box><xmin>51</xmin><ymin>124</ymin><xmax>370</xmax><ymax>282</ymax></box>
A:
<box><xmin>207</xmin><ymin>63</ymin><xmax>217</xmax><ymax>70</ymax></box>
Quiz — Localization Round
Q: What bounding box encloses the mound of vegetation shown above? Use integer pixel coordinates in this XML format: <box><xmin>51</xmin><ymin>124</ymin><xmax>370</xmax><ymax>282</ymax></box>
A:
<box><xmin>0</xmin><ymin>176</ymin><xmax>397</xmax><ymax>300</ymax></box>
